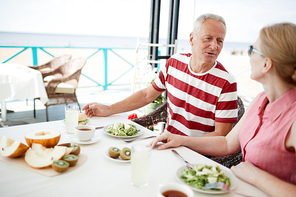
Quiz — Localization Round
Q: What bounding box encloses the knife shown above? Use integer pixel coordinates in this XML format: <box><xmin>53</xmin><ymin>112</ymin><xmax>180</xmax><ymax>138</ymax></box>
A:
<box><xmin>172</xmin><ymin>149</ymin><xmax>194</xmax><ymax>169</ymax></box>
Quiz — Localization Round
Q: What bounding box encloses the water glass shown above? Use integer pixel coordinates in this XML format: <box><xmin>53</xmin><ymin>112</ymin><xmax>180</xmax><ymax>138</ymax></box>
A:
<box><xmin>131</xmin><ymin>144</ymin><xmax>152</xmax><ymax>187</ymax></box>
<box><xmin>65</xmin><ymin>105</ymin><xmax>79</xmax><ymax>134</ymax></box>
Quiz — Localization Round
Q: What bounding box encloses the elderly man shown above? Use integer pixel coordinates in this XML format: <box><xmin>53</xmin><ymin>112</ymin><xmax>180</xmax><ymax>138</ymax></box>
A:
<box><xmin>83</xmin><ymin>13</ymin><xmax>237</xmax><ymax>137</ymax></box>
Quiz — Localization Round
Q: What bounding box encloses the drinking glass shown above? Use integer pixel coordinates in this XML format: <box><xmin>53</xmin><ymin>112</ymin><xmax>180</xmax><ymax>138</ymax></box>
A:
<box><xmin>65</xmin><ymin>105</ymin><xmax>79</xmax><ymax>134</ymax></box>
<box><xmin>131</xmin><ymin>144</ymin><xmax>152</xmax><ymax>187</ymax></box>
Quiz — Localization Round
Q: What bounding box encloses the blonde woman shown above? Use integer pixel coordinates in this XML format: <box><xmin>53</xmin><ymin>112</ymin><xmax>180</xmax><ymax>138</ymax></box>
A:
<box><xmin>150</xmin><ymin>22</ymin><xmax>296</xmax><ymax>197</ymax></box>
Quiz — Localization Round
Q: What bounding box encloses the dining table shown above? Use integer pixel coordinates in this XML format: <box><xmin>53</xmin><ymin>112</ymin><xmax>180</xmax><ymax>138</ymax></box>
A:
<box><xmin>0</xmin><ymin>63</ymin><xmax>48</xmax><ymax>121</ymax></box>
<box><xmin>0</xmin><ymin>115</ymin><xmax>268</xmax><ymax>197</ymax></box>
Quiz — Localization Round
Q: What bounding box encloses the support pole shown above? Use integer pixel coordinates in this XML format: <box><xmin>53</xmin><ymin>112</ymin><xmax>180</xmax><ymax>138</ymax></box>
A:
<box><xmin>32</xmin><ymin>47</ymin><xmax>38</xmax><ymax>66</ymax></box>
<box><xmin>103</xmin><ymin>49</ymin><xmax>108</xmax><ymax>90</ymax></box>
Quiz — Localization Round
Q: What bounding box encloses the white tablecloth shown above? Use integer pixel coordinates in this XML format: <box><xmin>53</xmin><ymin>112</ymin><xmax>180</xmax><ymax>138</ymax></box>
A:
<box><xmin>0</xmin><ymin>115</ymin><xmax>268</xmax><ymax>197</ymax></box>
<box><xmin>0</xmin><ymin>63</ymin><xmax>48</xmax><ymax>121</ymax></box>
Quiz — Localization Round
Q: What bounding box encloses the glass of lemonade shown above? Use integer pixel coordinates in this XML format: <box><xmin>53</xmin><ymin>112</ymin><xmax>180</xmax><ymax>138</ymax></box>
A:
<box><xmin>65</xmin><ymin>105</ymin><xmax>79</xmax><ymax>134</ymax></box>
<box><xmin>131</xmin><ymin>144</ymin><xmax>152</xmax><ymax>187</ymax></box>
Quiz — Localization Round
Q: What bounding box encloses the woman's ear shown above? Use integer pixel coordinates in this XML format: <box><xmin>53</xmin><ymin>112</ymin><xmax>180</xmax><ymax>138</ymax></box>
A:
<box><xmin>262</xmin><ymin>57</ymin><xmax>273</xmax><ymax>73</ymax></box>
<box><xmin>189</xmin><ymin>32</ymin><xmax>194</xmax><ymax>46</ymax></box>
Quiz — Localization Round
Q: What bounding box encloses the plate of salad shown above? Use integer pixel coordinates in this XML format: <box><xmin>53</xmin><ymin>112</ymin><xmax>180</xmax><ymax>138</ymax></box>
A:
<box><xmin>103</xmin><ymin>123</ymin><xmax>143</xmax><ymax>139</ymax></box>
<box><xmin>176</xmin><ymin>164</ymin><xmax>237</xmax><ymax>194</ymax></box>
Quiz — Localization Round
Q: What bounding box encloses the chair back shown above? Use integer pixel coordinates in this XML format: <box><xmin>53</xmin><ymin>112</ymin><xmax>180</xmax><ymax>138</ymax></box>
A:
<box><xmin>45</xmin><ymin>54</ymin><xmax>72</xmax><ymax>70</ymax></box>
<box><xmin>55</xmin><ymin>57</ymin><xmax>87</xmax><ymax>89</ymax></box>
<box><xmin>59</xmin><ymin>58</ymin><xmax>87</xmax><ymax>76</ymax></box>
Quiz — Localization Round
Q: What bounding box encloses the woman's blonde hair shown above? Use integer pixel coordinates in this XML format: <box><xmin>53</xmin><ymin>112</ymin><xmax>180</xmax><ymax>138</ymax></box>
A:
<box><xmin>260</xmin><ymin>22</ymin><xmax>296</xmax><ymax>85</ymax></box>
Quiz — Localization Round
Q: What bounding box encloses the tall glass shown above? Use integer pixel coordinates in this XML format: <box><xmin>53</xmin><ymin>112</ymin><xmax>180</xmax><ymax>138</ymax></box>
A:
<box><xmin>65</xmin><ymin>105</ymin><xmax>79</xmax><ymax>134</ymax></box>
<box><xmin>131</xmin><ymin>144</ymin><xmax>152</xmax><ymax>187</ymax></box>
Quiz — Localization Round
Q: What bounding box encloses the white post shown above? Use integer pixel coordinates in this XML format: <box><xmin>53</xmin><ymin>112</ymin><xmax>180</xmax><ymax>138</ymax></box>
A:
<box><xmin>1</xmin><ymin>100</ymin><xmax>7</xmax><ymax>121</ymax></box>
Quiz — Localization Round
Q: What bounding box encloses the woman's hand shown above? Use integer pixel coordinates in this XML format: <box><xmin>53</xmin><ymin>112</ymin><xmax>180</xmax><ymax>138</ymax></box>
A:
<box><xmin>149</xmin><ymin>132</ymin><xmax>185</xmax><ymax>150</ymax></box>
<box><xmin>82</xmin><ymin>102</ymin><xmax>110</xmax><ymax>118</ymax></box>
<box><xmin>231</xmin><ymin>161</ymin><xmax>296</xmax><ymax>197</ymax></box>
<box><xmin>231</xmin><ymin>161</ymin><xmax>259</xmax><ymax>185</ymax></box>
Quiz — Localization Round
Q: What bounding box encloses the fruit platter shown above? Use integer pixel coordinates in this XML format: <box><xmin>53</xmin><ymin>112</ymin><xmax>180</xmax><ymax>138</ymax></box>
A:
<box><xmin>0</xmin><ymin>129</ymin><xmax>87</xmax><ymax>177</ymax></box>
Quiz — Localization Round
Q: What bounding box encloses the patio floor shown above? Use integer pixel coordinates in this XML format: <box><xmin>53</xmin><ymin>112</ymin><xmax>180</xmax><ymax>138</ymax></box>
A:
<box><xmin>0</xmin><ymin>87</ymin><xmax>133</xmax><ymax>127</ymax></box>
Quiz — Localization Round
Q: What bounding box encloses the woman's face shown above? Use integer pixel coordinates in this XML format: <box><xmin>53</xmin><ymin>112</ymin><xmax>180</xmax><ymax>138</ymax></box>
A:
<box><xmin>250</xmin><ymin>38</ymin><xmax>265</xmax><ymax>81</ymax></box>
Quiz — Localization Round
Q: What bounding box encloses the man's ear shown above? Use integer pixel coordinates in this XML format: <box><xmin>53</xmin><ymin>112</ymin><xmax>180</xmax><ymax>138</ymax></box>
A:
<box><xmin>262</xmin><ymin>57</ymin><xmax>273</xmax><ymax>73</ymax></box>
<box><xmin>189</xmin><ymin>32</ymin><xmax>194</xmax><ymax>46</ymax></box>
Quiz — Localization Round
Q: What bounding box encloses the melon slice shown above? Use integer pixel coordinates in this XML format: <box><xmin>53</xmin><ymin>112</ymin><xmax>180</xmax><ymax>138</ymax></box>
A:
<box><xmin>25</xmin><ymin>143</ymin><xmax>67</xmax><ymax>169</ymax></box>
<box><xmin>0</xmin><ymin>136</ymin><xmax>29</xmax><ymax>158</ymax></box>
<box><xmin>24</xmin><ymin>129</ymin><xmax>61</xmax><ymax>148</ymax></box>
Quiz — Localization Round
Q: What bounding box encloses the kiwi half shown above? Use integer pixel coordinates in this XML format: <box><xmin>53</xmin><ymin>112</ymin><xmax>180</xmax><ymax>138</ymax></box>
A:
<box><xmin>120</xmin><ymin>147</ymin><xmax>131</xmax><ymax>160</ymax></box>
<box><xmin>52</xmin><ymin>160</ymin><xmax>69</xmax><ymax>173</ymax></box>
<box><xmin>70</xmin><ymin>144</ymin><xmax>80</xmax><ymax>156</ymax></box>
<box><xmin>58</xmin><ymin>143</ymin><xmax>71</xmax><ymax>147</ymax></box>
<box><xmin>108</xmin><ymin>147</ymin><xmax>120</xmax><ymax>159</ymax></box>
<box><xmin>58</xmin><ymin>143</ymin><xmax>80</xmax><ymax>156</ymax></box>
<box><xmin>62</xmin><ymin>154</ymin><xmax>79</xmax><ymax>167</ymax></box>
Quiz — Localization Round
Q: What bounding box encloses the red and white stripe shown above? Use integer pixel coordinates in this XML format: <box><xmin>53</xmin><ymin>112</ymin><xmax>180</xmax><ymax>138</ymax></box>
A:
<box><xmin>152</xmin><ymin>53</ymin><xmax>237</xmax><ymax>137</ymax></box>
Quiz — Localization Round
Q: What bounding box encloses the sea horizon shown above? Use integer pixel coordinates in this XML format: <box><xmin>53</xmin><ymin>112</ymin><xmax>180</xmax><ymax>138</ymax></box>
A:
<box><xmin>0</xmin><ymin>31</ymin><xmax>252</xmax><ymax>52</ymax></box>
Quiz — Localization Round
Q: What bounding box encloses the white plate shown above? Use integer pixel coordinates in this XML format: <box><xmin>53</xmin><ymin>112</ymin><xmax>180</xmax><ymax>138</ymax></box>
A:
<box><xmin>68</xmin><ymin>133</ymin><xmax>100</xmax><ymax>145</ymax></box>
<box><xmin>176</xmin><ymin>164</ymin><xmax>237</xmax><ymax>194</ymax></box>
<box><xmin>103</xmin><ymin>123</ymin><xmax>144</xmax><ymax>139</ymax></box>
<box><xmin>104</xmin><ymin>148</ymin><xmax>131</xmax><ymax>163</ymax></box>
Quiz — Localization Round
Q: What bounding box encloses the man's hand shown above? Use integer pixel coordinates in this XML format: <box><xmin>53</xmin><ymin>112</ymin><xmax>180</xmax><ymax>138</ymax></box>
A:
<box><xmin>82</xmin><ymin>102</ymin><xmax>110</xmax><ymax>118</ymax></box>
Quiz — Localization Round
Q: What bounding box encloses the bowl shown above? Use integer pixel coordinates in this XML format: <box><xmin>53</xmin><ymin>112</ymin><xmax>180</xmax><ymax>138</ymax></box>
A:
<box><xmin>157</xmin><ymin>182</ymin><xmax>194</xmax><ymax>197</ymax></box>
<box><xmin>75</xmin><ymin>125</ymin><xmax>95</xmax><ymax>141</ymax></box>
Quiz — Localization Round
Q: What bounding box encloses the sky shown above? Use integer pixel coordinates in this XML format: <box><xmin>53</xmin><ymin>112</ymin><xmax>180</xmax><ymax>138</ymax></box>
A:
<box><xmin>0</xmin><ymin>0</ymin><xmax>296</xmax><ymax>43</ymax></box>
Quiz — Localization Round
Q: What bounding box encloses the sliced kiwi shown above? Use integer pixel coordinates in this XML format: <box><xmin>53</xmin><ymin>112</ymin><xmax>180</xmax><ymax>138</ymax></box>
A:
<box><xmin>108</xmin><ymin>147</ymin><xmax>121</xmax><ymax>159</ymax></box>
<box><xmin>52</xmin><ymin>160</ymin><xmax>69</xmax><ymax>173</ymax></box>
<box><xmin>58</xmin><ymin>143</ymin><xmax>80</xmax><ymax>156</ymax></box>
<box><xmin>120</xmin><ymin>147</ymin><xmax>131</xmax><ymax>160</ymax></box>
<box><xmin>58</xmin><ymin>143</ymin><xmax>71</xmax><ymax>147</ymax></box>
<box><xmin>70</xmin><ymin>144</ymin><xmax>80</xmax><ymax>156</ymax></box>
<box><xmin>62</xmin><ymin>154</ymin><xmax>79</xmax><ymax>167</ymax></box>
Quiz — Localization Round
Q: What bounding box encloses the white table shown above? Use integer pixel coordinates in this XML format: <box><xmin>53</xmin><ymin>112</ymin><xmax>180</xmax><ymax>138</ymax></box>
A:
<box><xmin>0</xmin><ymin>63</ymin><xmax>48</xmax><ymax>121</ymax></box>
<box><xmin>0</xmin><ymin>115</ymin><xmax>268</xmax><ymax>197</ymax></box>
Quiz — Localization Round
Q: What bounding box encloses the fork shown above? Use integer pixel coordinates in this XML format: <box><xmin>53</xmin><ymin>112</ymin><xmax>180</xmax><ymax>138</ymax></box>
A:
<box><xmin>204</xmin><ymin>182</ymin><xmax>253</xmax><ymax>197</ymax></box>
<box><xmin>122</xmin><ymin>136</ymin><xmax>157</xmax><ymax>143</ymax></box>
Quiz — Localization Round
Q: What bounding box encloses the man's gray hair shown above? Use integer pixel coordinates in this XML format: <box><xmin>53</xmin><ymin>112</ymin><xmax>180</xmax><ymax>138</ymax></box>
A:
<box><xmin>193</xmin><ymin>13</ymin><xmax>226</xmax><ymax>34</ymax></box>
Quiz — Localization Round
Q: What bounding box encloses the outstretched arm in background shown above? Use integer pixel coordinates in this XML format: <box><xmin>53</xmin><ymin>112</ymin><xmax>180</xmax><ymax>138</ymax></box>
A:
<box><xmin>82</xmin><ymin>85</ymin><xmax>163</xmax><ymax>118</ymax></box>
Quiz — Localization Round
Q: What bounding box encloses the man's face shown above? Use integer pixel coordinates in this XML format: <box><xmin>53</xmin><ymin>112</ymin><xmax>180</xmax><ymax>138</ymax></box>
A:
<box><xmin>189</xmin><ymin>19</ymin><xmax>226</xmax><ymax>66</ymax></box>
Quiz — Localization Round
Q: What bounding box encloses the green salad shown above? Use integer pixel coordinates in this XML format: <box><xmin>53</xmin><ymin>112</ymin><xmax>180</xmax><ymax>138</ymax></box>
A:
<box><xmin>106</xmin><ymin>123</ymin><xmax>140</xmax><ymax>136</ymax></box>
<box><xmin>180</xmin><ymin>164</ymin><xmax>231</xmax><ymax>190</ymax></box>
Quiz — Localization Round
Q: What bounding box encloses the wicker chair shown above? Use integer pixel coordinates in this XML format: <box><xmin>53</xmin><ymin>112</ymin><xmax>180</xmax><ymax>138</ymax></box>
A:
<box><xmin>29</xmin><ymin>54</ymin><xmax>72</xmax><ymax>79</ymax></box>
<box><xmin>34</xmin><ymin>57</ymin><xmax>87</xmax><ymax>121</ymax></box>
<box><xmin>132</xmin><ymin>96</ymin><xmax>245</xmax><ymax>168</ymax></box>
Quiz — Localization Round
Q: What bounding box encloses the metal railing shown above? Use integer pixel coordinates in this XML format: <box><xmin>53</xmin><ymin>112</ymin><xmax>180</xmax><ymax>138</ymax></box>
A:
<box><xmin>0</xmin><ymin>46</ymin><xmax>135</xmax><ymax>90</ymax></box>
<box><xmin>1</xmin><ymin>46</ymin><xmax>256</xmax><ymax>106</ymax></box>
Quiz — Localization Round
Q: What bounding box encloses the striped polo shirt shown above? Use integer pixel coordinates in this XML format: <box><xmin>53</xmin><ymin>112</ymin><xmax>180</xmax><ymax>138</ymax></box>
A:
<box><xmin>152</xmin><ymin>53</ymin><xmax>238</xmax><ymax>137</ymax></box>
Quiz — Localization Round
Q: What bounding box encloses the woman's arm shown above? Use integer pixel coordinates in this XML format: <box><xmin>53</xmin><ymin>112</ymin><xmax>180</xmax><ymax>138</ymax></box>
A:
<box><xmin>231</xmin><ymin>161</ymin><xmax>296</xmax><ymax>197</ymax></box>
<box><xmin>149</xmin><ymin>104</ymin><xmax>246</xmax><ymax>155</ymax></box>
<box><xmin>150</xmin><ymin>95</ymin><xmax>258</xmax><ymax>155</ymax></box>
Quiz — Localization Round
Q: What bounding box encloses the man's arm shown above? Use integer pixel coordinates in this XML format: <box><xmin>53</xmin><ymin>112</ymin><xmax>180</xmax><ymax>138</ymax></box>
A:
<box><xmin>109</xmin><ymin>85</ymin><xmax>162</xmax><ymax>114</ymax></box>
<box><xmin>83</xmin><ymin>85</ymin><xmax>163</xmax><ymax>117</ymax></box>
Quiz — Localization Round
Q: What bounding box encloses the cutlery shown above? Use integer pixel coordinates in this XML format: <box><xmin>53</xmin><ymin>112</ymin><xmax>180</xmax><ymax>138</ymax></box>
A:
<box><xmin>204</xmin><ymin>182</ymin><xmax>252</xmax><ymax>197</ymax></box>
<box><xmin>95</xmin><ymin>126</ymin><xmax>104</xmax><ymax>129</ymax></box>
<box><xmin>122</xmin><ymin>136</ymin><xmax>157</xmax><ymax>143</ymax></box>
<box><xmin>172</xmin><ymin>149</ymin><xmax>194</xmax><ymax>169</ymax></box>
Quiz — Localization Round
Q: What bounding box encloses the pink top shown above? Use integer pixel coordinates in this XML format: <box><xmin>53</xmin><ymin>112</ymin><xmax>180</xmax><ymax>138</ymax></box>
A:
<box><xmin>239</xmin><ymin>88</ymin><xmax>296</xmax><ymax>184</ymax></box>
